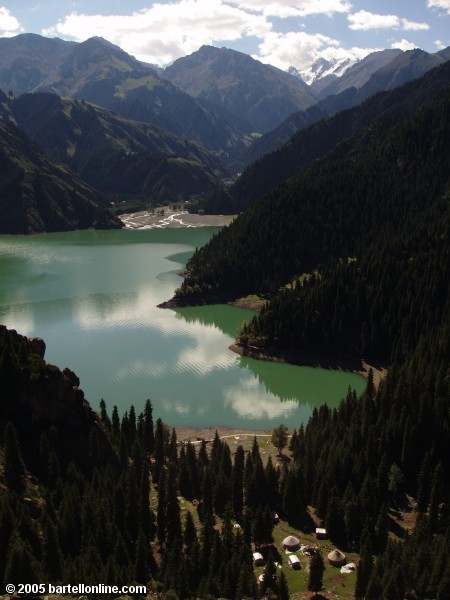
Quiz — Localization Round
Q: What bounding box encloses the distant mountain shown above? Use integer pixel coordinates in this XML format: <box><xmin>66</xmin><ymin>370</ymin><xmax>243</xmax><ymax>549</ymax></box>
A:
<box><xmin>244</xmin><ymin>47</ymin><xmax>450</xmax><ymax>164</ymax></box>
<box><xmin>0</xmin><ymin>117</ymin><xmax>122</xmax><ymax>234</ymax></box>
<box><xmin>359</xmin><ymin>48</ymin><xmax>449</xmax><ymax>99</ymax></box>
<box><xmin>0</xmin><ymin>91</ymin><xmax>227</xmax><ymax>202</ymax></box>
<box><xmin>195</xmin><ymin>60</ymin><xmax>450</xmax><ymax>214</ymax></box>
<box><xmin>0</xmin><ymin>34</ymin><xmax>250</xmax><ymax>161</ymax></box>
<box><xmin>163</xmin><ymin>45</ymin><xmax>316</xmax><ymax>133</ymax></box>
<box><xmin>310</xmin><ymin>49</ymin><xmax>403</xmax><ymax>99</ymax></box>
<box><xmin>289</xmin><ymin>56</ymin><xmax>357</xmax><ymax>87</ymax></box>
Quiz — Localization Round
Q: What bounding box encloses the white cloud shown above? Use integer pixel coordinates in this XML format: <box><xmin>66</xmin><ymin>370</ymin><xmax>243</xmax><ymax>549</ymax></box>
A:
<box><xmin>348</xmin><ymin>11</ymin><xmax>430</xmax><ymax>33</ymax></box>
<box><xmin>434</xmin><ymin>39</ymin><xmax>447</xmax><ymax>49</ymax></box>
<box><xmin>348</xmin><ymin>10</ymin><xmax>400</xmax><ymax>30</ymax></box>
<box><xmin>255</xmin><ymin>30</ymin><xmax>375</xmax><ymax>71</ymax></box>
<box><xmin>42</xmin><ymin>0</ymin><xmax>271</xmax><ymax>65</ymax></box>
<box><xmin>0</xmin><ymin>6</ymin><xmax>22</xmax><ymax>35</ymax></box>
<box><xmin>391</xmin><ymin>39</ymin><xmax>418</xmax><ymax>51</ymax></box>
<box><xmin>224</xmin><ymin>377</ymin><xmax>300</xmax><ymax>420</ymax></box>
<box><xmin>231</xmin><ymin>0</ymin><xmax>352</xmax><ymax>18</ymax></box>
<box><xmin>401</xmin><ymin>19</ymin><xmax>430</xmax><ymax>31</ymax></box>
<box><xmin>427</xmin><ymin>0</ymin><xmax>450</xmax><ymax>15</ymax></box>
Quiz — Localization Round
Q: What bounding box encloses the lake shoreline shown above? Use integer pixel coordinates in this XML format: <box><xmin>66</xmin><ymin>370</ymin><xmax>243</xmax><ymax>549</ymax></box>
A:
<box><xmin>229</xmin><ymin>341</ymin><xmax>387</xmax><ymax>387</ymax></box>
<box><xmin>175</xmin><ymin>425</ymin><xmax>274</xmax><ymax>443</ymax></box>
<box><xmin>161</xmin><ymin>293</ymin><xmax>387</xmax><ymax>387</ymax></box>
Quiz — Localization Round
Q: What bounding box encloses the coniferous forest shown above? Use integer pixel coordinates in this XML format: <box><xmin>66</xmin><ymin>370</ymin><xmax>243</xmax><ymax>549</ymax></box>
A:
<box><xmin>168</xmin><ymin>67</ymin><xmax>450</xmax><ymax>597</ymax></box>
<box><xmin>1</xmin><ymin>60</ymin><xmax>450</xmax><ymax>600</ymax></box>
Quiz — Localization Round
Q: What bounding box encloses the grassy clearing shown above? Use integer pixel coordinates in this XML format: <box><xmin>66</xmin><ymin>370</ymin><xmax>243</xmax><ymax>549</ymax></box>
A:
<box><xmin>257</xmin><ymin>518</ymin><xmax>358</xmax><ymax>599</ymax></box>
<box><xmin>150</xmin><ymin>432</ymin><xmax>360</xmax><ymax>599</ymax></box>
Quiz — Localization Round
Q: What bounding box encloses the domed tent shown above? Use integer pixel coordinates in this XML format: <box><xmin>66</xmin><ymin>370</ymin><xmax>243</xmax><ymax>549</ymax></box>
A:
<box><xmin>327</xmin><ymin>549</ymin><xmax>346</xmax><ymax>567</ymax></box>
<box><xmin>282</xmin><ymin>535</ymin><xmax>300</xmax><ymax>551</ymax></box>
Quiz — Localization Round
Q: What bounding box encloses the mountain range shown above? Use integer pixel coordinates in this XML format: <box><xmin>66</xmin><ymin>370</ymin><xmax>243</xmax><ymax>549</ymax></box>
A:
<box><xmin>244</xmin><ymin>47</ymin><xmax>450</xmax><ymax>164</ymax></box>
<box><xmin>0</xmin><ymin>34</ymin><xmax>250</xmax><ymax>160</ymax></box>
<box><xmin>195</xmin><ymin>59</ymin><xmax>450</xmax><ymax>214</ymax></box>
<box><xmin>0</xmin><ymin>33</ymin><xmax>450</xmax><ymax>233</ymax></box>
<box><xmin>0</xmin><ymin>90</ymin><xmax>227</xmax><ymax>201</ymax></box>
<box><xmin>163</xmin><ymin>45</ymin><xmax>316</xmax><ymax>134</ymax></box>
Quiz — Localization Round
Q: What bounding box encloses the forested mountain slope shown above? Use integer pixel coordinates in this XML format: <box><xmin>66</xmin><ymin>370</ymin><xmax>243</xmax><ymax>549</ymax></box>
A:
<box><xmin>176</xmin><ymin>87</ymin><xmax>449</xmax><ymax>361</ymax></box>
<box><xmin>196</xmin><ymin>61</ymin><xmax>450</xmax><ymax>214</ymax></box>
<box><xmin>0</xmin><ymin>91</ymin><xmax>226</xmax><ymax>202</ymax></box>
<box><xmin>0</xmin><ymin>118</ymin><xmax>121</xmax><ymax>234</ymax></box>
<box><xmin>1</xmin><ymin>313</ymin><xmax>448</xmax><ymax>597</ymax></box>
<box><xmin>169</xmin><ymin>86</ymin><xmax>450</xmax><ymax>598</ymax></box>
<box><xmin>242</xmin><ymin>49</ymin><xmax>450</xmax><ymax>168</ymax></box>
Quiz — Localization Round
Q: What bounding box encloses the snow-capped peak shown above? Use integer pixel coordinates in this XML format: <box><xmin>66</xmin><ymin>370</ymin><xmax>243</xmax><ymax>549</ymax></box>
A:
<box><xmin>289</xmin><ymin>56</ymin><xmax>358</xmax><ymax>85</ymax></box>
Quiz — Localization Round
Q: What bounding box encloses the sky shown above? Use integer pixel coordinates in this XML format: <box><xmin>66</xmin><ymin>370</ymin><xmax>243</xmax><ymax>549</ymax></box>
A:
<box><xmin>0</xmin><ymin>1</ymin><xmax>449</xmax><ymax>71</ymax></box>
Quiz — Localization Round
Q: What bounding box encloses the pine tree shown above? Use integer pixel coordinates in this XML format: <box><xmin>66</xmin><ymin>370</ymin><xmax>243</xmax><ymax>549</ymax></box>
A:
<box><xmin>308</xmin><ymin>551</ymin><xmax>325</xmax><ymax>597</ymax></box>
<box><xmin>153</xmin><ymin>418</ymin><xmax>166</xmax><ymax>482</ymax></box>
<box><xmin>232</xmin><ymin>445</ymin><xmax>245</xmax><ymax>516</ymax></box>
<box><xmin>4</xmin><ymin>537</ymin><xmax>40</xmax><ymax>583</ymax></box>
<box><xmin>111</xmin><ymin>405</ymin><xmax>120</xmax><ymax>441</ymax></box>
<box><xmin>99</xmin><ymin>399</ymin><xmax>111</xmax><ymax>431</ymax></box>
<box><xmin>143</xmin><ymin>398</ymin><xmax>155</xmax><ymax>455</ymax></box>
<box><xmin>157</xmin><ymin>466</ymin><xmax>168</xmax><ymax>544</ymax></box>
<box><xmin>278</xmin><ymin>570</ymin><xmax>290</xmax><ymax>600</ymax></box>
<box><xmin>134</xmin><ymin>530</ymin><xmax>149</xmax><ymax>583</ymax></box>
<box><xmin>3</xmin><ymin>422</ymin><xmax>26</xmax><ymax>492</ymax></box>
<box><xmin>429</xmin><ymin>462</ymin><xmax>443</xmax><ymax>532</ymax></box>
<box><xmin>41</xmin><ymin>516</ymin><xmax>63</xmax><ymax>582</ymax></box>
<box><xmin>183</xmin><ymin>510</ymin><xmax>197</xmax><ymax>549</ymax></box>
<box><xmin>166</xmin><ymin>463</ymin><xmax>182</xmax><ymax>546</ymax></box>
<box><xmin>261</xmin><ymin>550</ymin><xmax>277</xmax><ymax>596</ymax></box>
<box><xmin>355</xmin><ymin>528</ymin><xmax>373</xmax><ymax>599</ymax></box>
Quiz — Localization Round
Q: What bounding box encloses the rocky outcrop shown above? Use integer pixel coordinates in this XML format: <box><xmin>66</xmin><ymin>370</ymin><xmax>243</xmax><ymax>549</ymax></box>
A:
<box><xmin>0</xmin><ymin>325</ymin><xmax>114</xmax><ymax>471</ymax></box>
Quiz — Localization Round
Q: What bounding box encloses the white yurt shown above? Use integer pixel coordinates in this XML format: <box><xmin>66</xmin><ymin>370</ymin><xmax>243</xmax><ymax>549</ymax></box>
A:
<box><xmin>282</xmin><ymin>535</ymin><xmax>300</xmax><ymax>551</ymax></box>
<box><xmin>327</xmin><ymin>549</ymin><xmax>346</xmax><ymax>567</ymax></box>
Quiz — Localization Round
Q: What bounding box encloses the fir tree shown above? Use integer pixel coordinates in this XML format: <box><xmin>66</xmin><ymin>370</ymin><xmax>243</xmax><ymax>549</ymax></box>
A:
<box><xmin>143</xmin><ymin>398</ymin><xmax>155</xmax><ymax>455</ymax></box>
<box><xmin>308</xmin><ymin>551</ymin><xmax>325</xmax><ymax>597</ymax></box>
<box><xmin>111</xmin><ymin>405</ymin><xmax>120</xmax><ymax>441</ymax></box>
<box><xmin>157</xmin><ymin>466</ymin><xmax>168</xmax><ymax>544</ymax></box>
<box><xmin>232</xmin><ymin>445</ymin><xmax>245</xmax><ymax>516</ymax></box>
<box><xmin>278</xmin><ymin>570</ymin><xmax>290</xmax><ymax>600</ymax></box>
<box><xmin>3</xmin><ymin>422</ymin><xmax>26</xmax><ymax>492</ymax></box>
<box><xmin>183</xmin><ymin>510</ymin><xmax>197</xmax><ymax>549</ymax></box>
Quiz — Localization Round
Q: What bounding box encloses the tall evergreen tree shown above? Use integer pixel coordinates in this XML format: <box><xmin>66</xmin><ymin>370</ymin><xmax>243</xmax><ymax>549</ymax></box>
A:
<box><xmin>3</xmin><ymin>422</ymin><xmax>26</xmax><ymax>492</ymax></box>
<box><xmin>143</xmin><ymin>399</ymin><xmax>155</xmax><ymax>455</ymax></box>
<box><xmin>308</xmin><ymin>551</ymin><xmax>325</xmax><ymax>597</ymax></box>
<box><xmin>157</xmin><ymin>466</ymin><xmax>168</xmax><ymax>544</ymax></box>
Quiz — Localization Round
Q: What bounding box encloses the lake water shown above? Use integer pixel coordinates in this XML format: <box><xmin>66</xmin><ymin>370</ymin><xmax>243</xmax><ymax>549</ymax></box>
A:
<box><xmin>0</xmin><ymin>228</ymin><xmax>365</xmax><ymax>429</ymax></box>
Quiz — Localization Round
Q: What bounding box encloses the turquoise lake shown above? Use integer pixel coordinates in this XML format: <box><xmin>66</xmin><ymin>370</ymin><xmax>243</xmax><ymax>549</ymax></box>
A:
<box><xmin>0</xmin><ymin>228</ymin><xmax>365</xmax><ymax>429</ymax></box>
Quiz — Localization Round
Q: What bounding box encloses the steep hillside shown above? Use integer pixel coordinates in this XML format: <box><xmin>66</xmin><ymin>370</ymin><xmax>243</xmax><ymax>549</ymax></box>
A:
<box><xmin>0</xmin><ymin>118</ymin><xmax>121</xmax><ymax>234</ymax></box>
<box><xmin>0</xmin><ymin>34</ymin><xmax>249</xmax><ymax>161</ymax></box>
<box><xmin>195</xmin><ymin>60</ymin><xmax>450</xmax><ymax>214</ymax></box>
<box><xmin>163</xmin><ymin>45</ymin><xmax>316</xmax><ymax>133</ymax></box>
<box><xmin>0</xmin><ymin>325</ymin><xmax>114</xmax><ymax>472</ymax></box>
<box><xmin>245</xmin><ymin>46</ymin><xmax>450</xmax><ymax>165</ymax></box>
<box><xmin>174</xmin><ymin>88</ymin><xmax>450</xmax><ymax>333</ymax></box>
<box><xmin>0</xmin><ymin>91</ymin><xmax>227</xmax><ymax>201</ymax></box>
<box><xmin>360</xmin><ymin>47</ymin><xmax>449</xmax><ymax>98</ymax></box>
